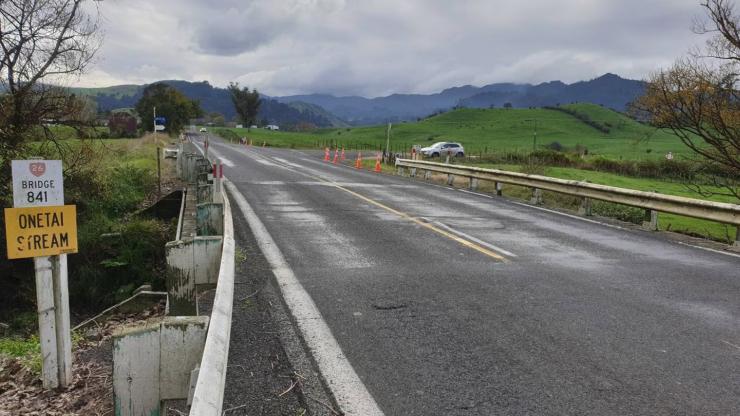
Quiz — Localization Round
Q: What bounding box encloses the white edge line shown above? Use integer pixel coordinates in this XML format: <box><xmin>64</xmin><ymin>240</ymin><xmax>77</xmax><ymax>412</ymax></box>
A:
<box><xmin>675</xmin><ymin>241</ymin><xmax>740</xmax><ymax>259</ymax></box>
<box><xmin>224</xmin><ymin>180</ymin><xmax>385</xmax><ymax>416</ymax></box>
<box><xmin>419</xmin><ymin>217</ymin><xmax>517</xmax><ymax>257</ymax></box>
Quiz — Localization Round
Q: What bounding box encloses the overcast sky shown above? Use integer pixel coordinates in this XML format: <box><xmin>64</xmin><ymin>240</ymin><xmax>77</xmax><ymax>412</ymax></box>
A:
<box><xmin>75</xmin><ymin>0</ymin><xmax>706</xmax><ymax>97</ymax></box>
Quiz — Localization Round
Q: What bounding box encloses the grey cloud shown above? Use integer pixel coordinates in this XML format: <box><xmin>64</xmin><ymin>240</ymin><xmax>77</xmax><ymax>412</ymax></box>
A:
<box><xmin>186</xmin><ymin>0</ymin><xmax>346</xmax><ymax>56</ymax></box>
<box><xmin>81</xmin><ymin>0</ymin><xmax>706</xmax><ymax>97</ymax></box>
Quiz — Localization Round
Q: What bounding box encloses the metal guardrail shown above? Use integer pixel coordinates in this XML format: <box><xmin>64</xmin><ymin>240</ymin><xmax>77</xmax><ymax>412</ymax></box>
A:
<box><xmin>188</xmin><ymin>174</ymin><xmax>235</xmax><ymax>414</ymax></box>
<box><xmin>395</xmin><ymin>159</ymin><xmax>740</xmax><ymax>227</ymax></box>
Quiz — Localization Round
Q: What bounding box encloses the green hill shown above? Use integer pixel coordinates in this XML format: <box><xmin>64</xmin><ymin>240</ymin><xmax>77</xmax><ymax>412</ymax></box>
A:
<box><xmin>70</xmin><ymin>84</ymin><xmax>140</xmax><ymax>98</ymax></box>
<box><xmin>217</xmin><ymin>103</ymin><xmax>686</xmax><ymax>160</ymax></box>
<box><xmin>286</xmin><ymin>101</ymin><xmax>350</xmax><ymax>128</ymax></box>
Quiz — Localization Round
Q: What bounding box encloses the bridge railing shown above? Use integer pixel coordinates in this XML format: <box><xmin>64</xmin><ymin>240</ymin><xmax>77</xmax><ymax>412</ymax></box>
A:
<box><xmin>188</xmin><ymin>144</ymin><xmax>235</xmax><ymax>416</ymax></box>
<box><xmin>395</xmin><ymin>159</ymin><xmax>740</xmax><ymax>242</ymax></box>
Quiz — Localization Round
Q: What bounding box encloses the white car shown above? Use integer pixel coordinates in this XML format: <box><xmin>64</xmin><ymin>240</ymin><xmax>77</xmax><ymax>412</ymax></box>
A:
<box><xmin>420</xmin><ymin>142</ymin><xmax>465</xmax><ymax>158</ymax></box>
<box><xmin>199</xmin><ymin>127</ymin><xmax>207</xmax><ymax>132</ymax></box>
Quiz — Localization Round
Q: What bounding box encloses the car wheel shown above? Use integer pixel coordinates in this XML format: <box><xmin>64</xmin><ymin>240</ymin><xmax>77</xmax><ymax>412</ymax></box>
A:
<box><xmin>432</xmin><ymin>152</ymin><xmax>439</xmax><ymax>158</ymax></box>
<box><xmin>456</xmin><ymin>152</ymin><xmax>464</xmax><ymax>157</ymax></box>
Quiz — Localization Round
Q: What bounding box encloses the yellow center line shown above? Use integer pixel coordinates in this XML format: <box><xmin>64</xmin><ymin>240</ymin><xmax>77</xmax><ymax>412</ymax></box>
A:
<box><xmin>240</xmin><ymin>147</ymin><xmax>508</xmax><ymax>262</ymax></box>
<box><xmin>312</xmin><ymin>177</ymin><xmax>508</xmax><ymax>263</ymax></box>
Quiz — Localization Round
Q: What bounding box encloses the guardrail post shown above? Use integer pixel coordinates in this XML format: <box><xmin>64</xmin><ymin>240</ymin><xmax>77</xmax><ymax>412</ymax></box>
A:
<box><xmin>447</xmin><ymin>174</ymin><xmax>455</xmax><ymax>186</ymax></box>
<box><xmin>397</xmin><ymin>166</ymin><xmax>405</xmax><ymax>176</ymax></box>
<box><xmin>469</xmin><ymin>178</ymin><xmax>479</xmax><ymax>191</ymax></box>
<box><xmin>643</xmin><ymin>209</ymin><xmax>659</xmax><ymax>231</ymax></box>
<box><xmin>579</xmin><ymin>197</ymin><xmax>592</xmax><ymax>216</ymax></box>
<box><xmin>410</xmin><ymin>167</ymin><xmax>417</xmax><ymax>178</ymax></box>
<box><xmin>424</xmin><ymin>170</ymin><xmax>431</xmax><ymax>180</ymax></box>
<box><xmin>735</xmin><ymin>226</ymin><xmax>739</xmax><ymax>247</ymax></box>
<box><xmin>495</xmin><ymin>182</ymin><xmax>503</xmax><ymax>196</ymax></box>
<box><xmin>531</xmin><ymin>188</ymin><xmax>543</xmax><ymax>205</ymax></box>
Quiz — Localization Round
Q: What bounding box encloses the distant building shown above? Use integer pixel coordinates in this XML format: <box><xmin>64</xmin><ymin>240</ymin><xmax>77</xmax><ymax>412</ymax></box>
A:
<box><xmin>108</xmin><ymin>109</ymin><xmax>139</xmax><ymax>138</ymax></box>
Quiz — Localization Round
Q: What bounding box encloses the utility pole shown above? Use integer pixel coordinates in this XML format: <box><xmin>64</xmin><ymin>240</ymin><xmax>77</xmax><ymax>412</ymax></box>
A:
<box><xmin>385</xmin><ymin>122</ymin><xmax>392</xmax><ymax>163</ymax></box>
<box><xmin>153</xmin><ymin>106</ymin><xmax>156</xmax><ymax>134</ymax></box>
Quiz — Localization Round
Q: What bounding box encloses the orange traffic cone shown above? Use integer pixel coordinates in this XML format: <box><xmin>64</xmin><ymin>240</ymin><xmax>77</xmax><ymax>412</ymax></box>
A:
<box><xmin>374</xmin><ymin>153</ymin><xmax>381</xmax><ymax>173</ymax></box>
<box><xmin>341</xmin><ymin>147</ymin><xmax>345</xmax><ymax>161</ymax></box>
<box><xmin>333</xmin><ymin>148</ymin><xmax>339</xmax><ymax>164</ymax></box>
<box><xmin>355</xmin><ymin>151</ymin><xmax>362</xmax><ymax>169</ymax></box>
<box><xmin>262</xmin><ymin>142</ymin><xmax>266</xmax><ymax>147</ymax></box>
<box><xmin>324</xmin><ymin>147</ymin><xmax>330</xmax><ymax>161</ymax></box>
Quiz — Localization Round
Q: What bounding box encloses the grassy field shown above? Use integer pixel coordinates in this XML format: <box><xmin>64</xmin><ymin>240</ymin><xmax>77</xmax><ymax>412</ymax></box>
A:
<box><xmin>214</xmin><ymin>106</ymin><xmax>736</xmax><ymax>242</ymax></box>
<box><xmin>209</xmin><ymin>103</ymin><xmax>688</xmax><ymax>160</ymax></box>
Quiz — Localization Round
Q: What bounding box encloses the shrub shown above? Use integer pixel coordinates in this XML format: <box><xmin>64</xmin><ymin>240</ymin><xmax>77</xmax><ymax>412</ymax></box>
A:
<box><xmin>546</xmin><ymin>141</ymin><xmax>564</xmax><ymax>152</ymax></box>
<box><xmin>98</xmin><ymin>165</ymin><xmax>155</xmax><ymax>217</ymax></box>
<box><xmin>69</xmin><ymin>218</ymin><xmax>170</xmax><ymax>310</ymax></box>
<box><xmin>592</xmin><ymin>201</ymin><xmax>645</xmax><ymax>224</ymax></box>
<box><xmin>529</xmin><ymin>150</ymin><xmax>574</xmax><ymax>167</ymax></box>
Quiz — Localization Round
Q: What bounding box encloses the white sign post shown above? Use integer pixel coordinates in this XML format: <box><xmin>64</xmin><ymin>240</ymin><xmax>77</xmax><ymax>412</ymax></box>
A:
<box><xmin>9</xmin><ymin>160</ymin><xmax>72</xmax><ymax>389</ymax></box>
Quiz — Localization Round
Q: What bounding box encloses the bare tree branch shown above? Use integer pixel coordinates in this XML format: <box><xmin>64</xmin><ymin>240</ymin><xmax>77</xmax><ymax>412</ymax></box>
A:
<box><xmin>633</xmin><ymin>2</ymin><xmax>740</xmax><ymax>201</ymax></box>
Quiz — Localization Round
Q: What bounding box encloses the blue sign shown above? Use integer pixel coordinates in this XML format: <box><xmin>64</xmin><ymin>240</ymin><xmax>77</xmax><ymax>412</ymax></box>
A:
<box><xmin>154</xmin><ymin>116</ymin><xmax>166</xmax><ymax>125</ymax></box>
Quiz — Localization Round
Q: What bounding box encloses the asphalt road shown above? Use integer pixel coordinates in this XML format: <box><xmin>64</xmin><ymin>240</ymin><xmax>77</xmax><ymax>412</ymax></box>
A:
<box><xmin>200</xmin><ymin>136</ymin><xmax>740</xmax><ymax>415</ymax></box>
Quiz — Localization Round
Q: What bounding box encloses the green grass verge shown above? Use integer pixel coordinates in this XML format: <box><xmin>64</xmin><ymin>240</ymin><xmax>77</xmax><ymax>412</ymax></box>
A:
<box><xmin>0</xmin><ymin>336</ymin><xmax>41</xmax><ymax>373</ymax></box>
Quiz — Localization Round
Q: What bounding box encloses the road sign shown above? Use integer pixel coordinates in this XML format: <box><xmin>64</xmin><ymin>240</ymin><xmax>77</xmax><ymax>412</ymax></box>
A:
<box><xmin>4</xmin><ymin>205</ymin><xmax>78</xmax><ymax>259</ymax></box>
<box><xmin>7</xmin><ymin>159</ymin><xmax>74</xmax><ymax>389</ymax></box>
<box><xmin>11</xmin><ymin>160</ymin><xmax>64</xmax><ymax>207</ymax></box>
<box><xmin>155</xmin><ymin>125</ymin><xmax>166</xmax><ymax>131</ymax></box>
<box><xmin>155</xmin><ymin>116</ymin><xmax>166</xmax><ymax>125</ymax></box>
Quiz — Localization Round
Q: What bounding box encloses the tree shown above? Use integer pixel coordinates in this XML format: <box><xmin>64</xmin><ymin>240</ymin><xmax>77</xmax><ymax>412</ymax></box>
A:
<box><xmin>207</xmin><ymin>111</ymin><xmax>225</xmax><ymax>127</ymax></box>
<box><xmin>0</xmin><ymin>0</ymin><xmax>101</xmax><ymax>314</ymax></box>
<box><xmin>135</xmin><ymin>83</ymin><xmax>202</xmax><ymax>135</ymax></box>
<box><xmin>228</xmin><ymin>82</ymin><xmax>261</xmax><ymax>129</ymax></box>
<box><xmin>0</xmin><ymin>0</ymin><xmax>101</xmax><ymax>185</ymax></box>
<box><xmin>634</xmin><ymin>0</ymin><xmax>739</xmax><ymax>199</ymax></box>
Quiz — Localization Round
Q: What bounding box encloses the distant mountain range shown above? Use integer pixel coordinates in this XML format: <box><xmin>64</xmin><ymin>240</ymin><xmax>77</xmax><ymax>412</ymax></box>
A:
<box><xmin>276</xmin><ymin>73</ymin><xmax>645</xmax><ymax>125</ymax></box>
<box><xmin>74</xmin><ymin>73</ymin><xmax>645</xmax><ymax>128</ymax></box>
<box><xmin>73</xmin><ymin>80</ymin><xmax>347</xmax><ymax>129</ymax></box>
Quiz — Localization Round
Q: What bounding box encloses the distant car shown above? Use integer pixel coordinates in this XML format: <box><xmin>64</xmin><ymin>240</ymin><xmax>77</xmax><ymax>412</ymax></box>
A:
<box><xmin>199</xmin><ymin>127</ymin><xmax>207</xmax><ymax>132</ymax></box>
<box><xmin>265</xmin><ymin>124</ymin><xmax>280</xmax><ymax>131</ymax></box>
<box><xmin>420</xmin><ymin>142</ymin><xmax>464</xmax><ymax>158</ymax></box>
